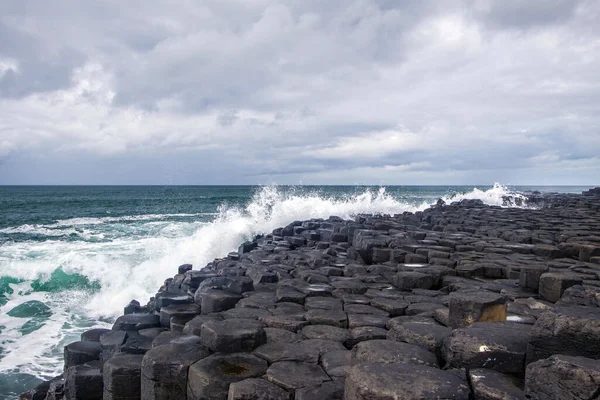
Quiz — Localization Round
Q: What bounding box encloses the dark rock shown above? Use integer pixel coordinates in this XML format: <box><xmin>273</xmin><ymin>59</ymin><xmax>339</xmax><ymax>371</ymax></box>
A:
<box><xmin>519</xmin><ymin>265</ymin><xmax>549</xmax><ymax>291</ymax></box>
<box><xmin>103</xmin><ymin>353</ymin><xmax>144</xmax><ymax>400</ymax></box>
<box><xmin>187</xmin><ymin>353</ymin><xmax>268</xmax><ymax>400</ymax></box>
<box><xmin>320</xmin><ymin>350</ymin><xmax>351</xmax><ymax>377</ymax></box>
<box><xmin>201</xmin><ymin>318</ymin><xmax>267</xmax><ymax>353</ymax></box>
<box><xmin>112</xmin><ymin>314</ymin><xmax>160</xmax><ymax>331</ymax></box>
<box><xmin>295</xmin><ymin>379</ymin><xmax>345</xmax><ymax>400</ymax></box>
<box><xmin>301</xmin><ymin>325</ymin><xmax>350</xmax><ymax>343</ymax></box>
<box><xmin>182</xmin><ymin>314</ymin><xmax>224</xmax><ymax>336</ymax></box>
<box><xmin>346</xmin><ymin>326</ymin><xmax>388</xmax><ymax>347</ymax></box>
<box><xmin>345</xmin><ymin>362</ymin><xmax>470</xmax><ymax>400</ymax></box>
<box><xmin>449</xmin><ymin>290</ymin><xmax>508</xmax><ymax>329</ymax></box>
<box><xmin>124</xmin><ymin>300</ymin><xmax>142</xmax><ymax>315</ymax></box>
<box><xmin>64</xmin><ymin>364</ymin><xmax>103</xmax><ymax>400</ymax></box>
<box><xmin>387</xmin><ymin>320</ymin><xmax>451</xmax><ymax>354</ymax></box>
<box><xmin>141</xmin><ymin>342</ymin><xmax>210</xmax><ymax>400</ymax></box>
<box><xmin>159</xmin><ymin>303</ymin><xmax>200</xmax><ymax>327</ymax></box>
<box><xmin>265</xmin><ymin>361</ymin><xmax>331</xmax><ymax>390</ymax></box>
<box><xmin>351</xmin><ymin>339</ymin><xmax>438</xmax><ymax>367</ymax></box>
<box><xmin>538</xmin><ymin>272</ymin><xmax>583</xmax><ymax>303</ymax></box>
<box><xmin>469</xmin><ymin>368</ymin><xmax>526</xmax><ymax>400</ymax></box>
<box><xmin>151</xmin><ymin>331</ymin><xmax>202</xmax><ymax>348</ymax></box>
<box><xmin>228</xmin><ymin>378</ymin><xmax>291</xmax><ymax>400</ymax></box>
<box><xmin>441</xmin><ymin>322</ymin><xmax>532</xmax><ymax>375</ymax></box>
<box><xmin>304</xmin><ymin>309</ymin><xmax>347</xmax><ymax>328</ymax></box>
<box><xmin>178</xmin><ymin>263</ymin><xmax>193</xmax><ymax>274</ymax></box>
<box><xmin>264</xmin><ymin>328</ymin><xmax>301</xmax><ymax>344</ymax></box>
<box><xmin>64</xmin><ymin>341</ymin><xmax>102</xmax><ymax>370</ymax></box>
<box><xmin>155</xmin><ymin>292</ymin><xmax>193</xmax><ymax>310</ymax></box>
<box><xmin>200</xmin><ymin>289</ymin><xmax>243</xmax><ymax>314</ymax></box>
<box><xmin>253</xmin><ymin>342</ymin><xmax>319</xmax><ymax>364</ymax></box>
<box><xmin>525</xmin><ymin>354</ymin><xmax>600</xmax><ymax>400</ymax></box>
<box><xmin>81</xmin><ymin>328</ymin><xmax>111</xmax><ymax>342</ymax></box>
<box><xmin>526</xmin><ymin>306</ymin><xmax>600</xmax><ymax>364</ymax></box>
<box><xmin>391</xmin><ymin>271</ymin><xmax>434</xmax><ymax>290</ymax></box>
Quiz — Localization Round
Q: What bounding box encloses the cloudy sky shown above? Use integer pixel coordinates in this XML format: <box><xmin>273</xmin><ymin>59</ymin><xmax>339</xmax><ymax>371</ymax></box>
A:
<box><xmin>0</xmin><ymin>0</ymin><xmax>599</xmax><ymax>185</ymax></box>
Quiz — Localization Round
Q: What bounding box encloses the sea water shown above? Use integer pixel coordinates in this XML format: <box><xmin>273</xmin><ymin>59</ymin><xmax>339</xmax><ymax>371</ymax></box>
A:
<box><xmin>0</xmin><ymin>184</ymin><xmax>590</xmax><ymax>398</ymax></box>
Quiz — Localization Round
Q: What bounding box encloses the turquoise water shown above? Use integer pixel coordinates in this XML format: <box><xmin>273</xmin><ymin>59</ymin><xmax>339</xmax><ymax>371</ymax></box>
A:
<box><xmin>0</xmin><ymin>184</ymin><xmax>591</xmax><ymax>398</ymax></box>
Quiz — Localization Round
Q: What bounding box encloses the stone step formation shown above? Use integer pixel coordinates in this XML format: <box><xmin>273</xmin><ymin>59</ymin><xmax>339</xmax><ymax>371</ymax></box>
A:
<box><xmin>21</xmin><ymin>189</ymin><xmax>600</xmax><ymax>400</ymax></box>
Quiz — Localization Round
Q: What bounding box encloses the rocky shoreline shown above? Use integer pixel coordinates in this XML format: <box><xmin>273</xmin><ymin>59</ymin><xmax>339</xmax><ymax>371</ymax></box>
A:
<box><xmin>22</xmin><ymin>188</ymin><xmax>600</xmax><ymax>400</ymax></box>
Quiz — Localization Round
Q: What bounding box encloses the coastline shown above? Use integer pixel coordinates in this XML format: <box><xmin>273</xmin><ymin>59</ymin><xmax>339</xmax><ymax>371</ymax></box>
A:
<box><xmin>21</xmin><ymin>188</ymin><xmax>600</xmax><ymax>399</ymax></box>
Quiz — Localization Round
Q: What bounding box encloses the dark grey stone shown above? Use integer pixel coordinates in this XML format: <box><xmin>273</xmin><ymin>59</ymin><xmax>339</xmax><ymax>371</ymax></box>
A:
<box><xmin>526</xmin><ymin>306</ymin><xmax>600</xmax><ymax>364</ymax></box>
<box><xmin>469</xmin><ymin>368</ymin><xmax>526</xmax><ymax>400</ymax></box>
<box><xmin>525</xmin><ymin>355</ymin><xmax>600</xmax><ymax>400</ymax></box>
<box><xmin>442</xmin><ymin>322</ymin><xmax>532</xmax><ymax>375</ymax></box>
<box><xmin>103</xmin><ymin>353</ymin><xmax>144</xmax><ymax>400</ymax></box>
<box><xmin>265</xmin><ymin>361</ymin><xmax>331</xmax><ymax>390</ymax></box>
<box><xmin>228</xmin><ymin>378</ymin><xmax>291</xmax><ymax>400</ymax></box>
<box><xmin>201</xmin><ymin>318</ymin><xmax>267</xmax><ymax>353</ymax></box>
<box><xmin>64</xmin><ymin>364</ymin><xmax>103</xmax><ymax>400</ymax></box>
<box><xmin>351</xmin><ymin>339</ymin><xmax>438</xmax><ymax>367</ymax></box>
<box><xmin>64</xmin><ymin>341</ymin><xmax>102</xmax><ymax>370</ymax></box>
<box><xmin>187</xmin><ymin>353</ymin><xmax>268</xmax><ymax>400</ymax></box>
<box><xmin>345</xmin><ymin>362</ymin><xmax>470</xmax><ymax>400</ymax></box>
<box><xmin>141</xmin><ymin>343</ymin><xmax>210</xmax><ymax>400</ymax></box>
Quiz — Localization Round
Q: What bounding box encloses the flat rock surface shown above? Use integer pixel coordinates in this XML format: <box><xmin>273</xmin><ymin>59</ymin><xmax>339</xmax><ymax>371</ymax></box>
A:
<box><xmin>345</xmin><ymin>362</ymin><xmax>470</xmax><ymax>400</ymax></box>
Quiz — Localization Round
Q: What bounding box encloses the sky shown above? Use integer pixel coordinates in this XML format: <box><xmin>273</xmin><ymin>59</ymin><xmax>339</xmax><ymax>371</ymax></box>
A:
<box><xmin>0</xmin><ymin>0</ymin><xmax>599</xmax><ymax>185</ymax></box>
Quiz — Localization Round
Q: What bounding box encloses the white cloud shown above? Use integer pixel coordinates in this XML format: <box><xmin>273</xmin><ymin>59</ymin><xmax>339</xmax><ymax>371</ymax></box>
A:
<box><xmin>0</xmin><ymin>0</ymin><xmax>599</xmax><ymax>184</ymax></box>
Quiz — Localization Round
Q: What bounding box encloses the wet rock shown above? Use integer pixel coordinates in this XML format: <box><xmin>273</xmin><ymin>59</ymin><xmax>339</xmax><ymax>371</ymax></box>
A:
<box><xmin>345</xmin><ymin>362</ymin><xmax>470</xmax><ymax>400</ymax></box>
<box><xmin>301</xmin><ymin>325</ymin><xmax>350</xmax><ymax>343</ymax></box>
<box><xmin>141</xmin><ymin>342</ymin><xmax>210</xmax><ymax>400</ymax></box>
<box><xmin>151</xmin><ymin>331</ymin><xmax>202</xmax><ymax>347</ymax></box>
<box><xmin>519</xmin><ymin>265</ymin><xmax>549</xmax><ymax>291</ymax></box>
<box><xmin>261</xmin><ymin>315</ymin><xmax>309</xmax><ymax>332</ymax></box>
<box><xmin>346</xmin><ymin>326</ymin><xmax>388</xmax><ymax>347</ymax></box>
<box><xmin>64</xmin><ymin>363</ymin><xmax>103</xmax><ymax>400</ymax></box>
<box><xmin>469</xmin><ymin>368</ymin><xmax>526</xmax><ymax>400</ymax></box>
<box><xmin>556</xmin><ymin>285</ymin><xmax>600</xmax><ymax>307</ymax></box>
<box><xmin>387</xmin><ymin>320</ymin><xmax>451</xmax><ymax>353</ymax></box>
<box><xmin>320</xmin><ymin>350</ymin><xmax>351</xmax><ymax>377</ymax></box>
<box><xmin>264</xmin><ymin>328</ymin><xmax>301</xmax><ymax>344</ymax></box>
<box><xmin>391</xmin><ymin>271</ymin><xmax>434</xmax><ymax>290</ymax></box>
<box><xmin>538</xmin><ymin>272</ymin><xmax>583</xmax><ymax>303</ymax></box>
<box><xmin>64</xmin><ymin>341</ymin><xmax>102</xmax><ymax>369</ymax></box>
<box><xmin>187</xmin><ymin>353</ymin><xmax>268</xmax><ymax>400</ymax></box>
<box><xmin>103</xmin><ymin>353</ymin><xmax>144</xmax><ymax>400</ymax></box>
<box><xmin>442</xmin><ymin>322</ymin><xmax>532</xmax><ymax>375</ymax></box>
<box><xmin>99</xmin><ymin>331</ymin><xmax>127</xmax><ymax>363</ymax></box>
<box><xmin>154</xmin><ymin>292</ymin><xmax>194</xmax><ymax>310</ymax></box>
<box><xmin>304</xmin><ymin>309</ymin><xmax>347</xmax><ymax>328</ymax></box>
<box><xmin>265</xmin><ymin>361</ymin><xmax>330</xmax><ymax>390</ymax></box>
<box><xmin>525</xmin><ymin>354</ymin><xmax>600</xmax><ymax>400</ymax></box>
<box><xmin>120</xmin><ymin>331</ymin><xmax>153</xmax><ymax>355</ymax></box>
<box><xmin>369</xmin><ymin>298</ymin><xmax>408</xmax><ymax>317</ymax></box>
<box><xmin>295</xmin><ymin>379</ymin><xmax>345</xmax><ymax>400</ymax></box>
<box><xmin>201</xmin><ymin>318</ymin><xmax>267</xmax><ymax>353</ymax></box>
<box><xmin>351</xmin><ymin>339</ymin><xmax>438</xmax><ymax>367</ymax></box>
<box><xmin>112</xmin><ymin>314</ymin><xmax>160</xmax><ymax>331</ymax></box>
<box><xmin>449</xmin><ymin>290</ymin><xmax>508</xmax><ymax>329</ymax></box>
<box><xmin>253</xmin><ymin>342</ymin><xmax>319</xmax><ymax>364</ymax></box>
<box><xmin>200</xmin><ymin>289</ymin><xmax>243</xmax><ymax>314</ymax></box>
<box><xmin>182</xmin><ymin>314</ymin><xmax>224</xmax><ymax>336</ymax></box>
<box><xmin>81</xmin><ymin>328</ymin><xmax>110</xmax><ymax>342</ymax></box>
<box><xmin>228</xmin><ymin>378</ymin><xmax>291</xmax><ymax>400</ymax></box>
<box><xmin>526</xmin><ymin>306</ymin><xmax>600</xmax><ymax>364</ymax></box>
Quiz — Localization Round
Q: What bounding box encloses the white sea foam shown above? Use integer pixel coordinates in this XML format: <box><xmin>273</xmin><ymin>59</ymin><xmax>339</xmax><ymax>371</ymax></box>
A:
<box><xmin>0</xmin><ymin>184</ymin><xmax>525</xmax><ymax>379</ymax></box>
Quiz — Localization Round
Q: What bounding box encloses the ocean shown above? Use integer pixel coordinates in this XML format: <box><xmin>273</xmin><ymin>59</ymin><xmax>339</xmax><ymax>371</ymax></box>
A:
<box><xmin>0</xmin><ymin>184</ymin><xmax>591</xmax><ymax>398</ymax></box>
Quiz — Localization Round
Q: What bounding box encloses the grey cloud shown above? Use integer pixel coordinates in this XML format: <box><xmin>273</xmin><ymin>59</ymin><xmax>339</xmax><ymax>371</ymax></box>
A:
<box><xmin>472</xmin><ymin>0</ymin><xmax>585</xmax><ymax>29</ymax></box>
<box><xmin>0</xmin><ymin>0</ymin><xmax>599</xmax><ymax>185</ymax></box>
